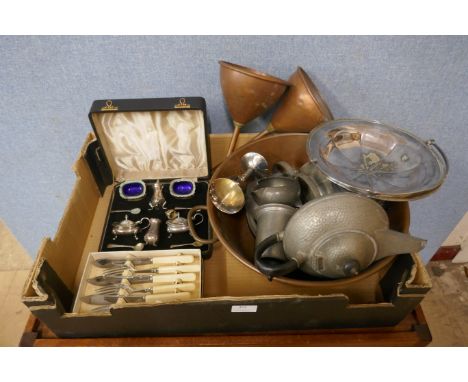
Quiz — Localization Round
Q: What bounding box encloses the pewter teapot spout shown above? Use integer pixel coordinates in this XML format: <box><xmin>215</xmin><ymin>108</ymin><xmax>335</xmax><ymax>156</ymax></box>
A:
<box><xmin>373</xmin><ymin>229</ymin><xmax>426</xmax><ymax>261</ymax></box>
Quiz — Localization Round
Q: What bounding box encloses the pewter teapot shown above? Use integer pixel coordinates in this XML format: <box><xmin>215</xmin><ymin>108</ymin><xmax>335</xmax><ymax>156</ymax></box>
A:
<box><xmin>254</xmin><ymin>193</ymin><xmax>427</xmax><ymax>279</ymax></box>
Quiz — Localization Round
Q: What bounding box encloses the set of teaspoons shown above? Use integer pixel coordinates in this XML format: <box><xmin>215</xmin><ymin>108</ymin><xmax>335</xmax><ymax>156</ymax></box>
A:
<box><xmin>76</xmin><ymin>251</ymin><xmax>201</xmax><ymax>312</ymax></box>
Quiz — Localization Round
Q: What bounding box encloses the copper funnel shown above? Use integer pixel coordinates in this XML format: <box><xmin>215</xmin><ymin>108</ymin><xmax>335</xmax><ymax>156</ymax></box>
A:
<box><xmin>254</xmin><ymin>67</ymin><xmax>333</xmax><ymax>140</ymax></box>
<box><xmin>219</xmin><ymin>61</ymin><xmax>290</xmax><ymax>156</ymax></box>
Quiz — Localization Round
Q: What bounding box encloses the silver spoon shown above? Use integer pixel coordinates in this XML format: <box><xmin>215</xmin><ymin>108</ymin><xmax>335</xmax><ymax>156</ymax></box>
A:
<box><xmin>106</xmin><ymin>243</ymin><xmax>145</xmax><ymax>251</ymax></box>
<box><xmin>170</xmin><ymin>241</ymin><xmax>203</xmax><ymax>248</ymax></box>
<box><xmin>110</xmin><ymin>208</ymin><xmax>141</xmax><ymax>215</ymax></box>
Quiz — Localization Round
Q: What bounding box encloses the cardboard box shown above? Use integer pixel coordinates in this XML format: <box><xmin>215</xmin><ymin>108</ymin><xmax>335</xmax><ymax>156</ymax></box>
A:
<box><xmin>21</xmin><ymin>130</ymin><xmax>432</xmax><ymax>338</ymax></box>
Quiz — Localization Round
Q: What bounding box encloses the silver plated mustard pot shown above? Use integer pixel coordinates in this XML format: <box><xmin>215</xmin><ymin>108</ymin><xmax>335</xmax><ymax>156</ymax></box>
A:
<box><xmin>111</xmin><ymin>215</ymin><xmax>151</xmax><ymax>240</ymax></box>
<box><xmin>167</xmin><ymin>216</ymin><xmax>190</xmax><ymax>234</ymax></box>
<box><xmin>166</xmin><ymin>209</ymin><xmax>204</xmax><ymax>235</ymax></box>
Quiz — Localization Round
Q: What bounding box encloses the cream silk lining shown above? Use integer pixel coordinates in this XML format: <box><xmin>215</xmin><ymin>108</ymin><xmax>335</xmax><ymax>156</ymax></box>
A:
<box><xmin>95</xmin><ymin>110</ymin><xmax>208</xmax><ymax>180</ymax></box>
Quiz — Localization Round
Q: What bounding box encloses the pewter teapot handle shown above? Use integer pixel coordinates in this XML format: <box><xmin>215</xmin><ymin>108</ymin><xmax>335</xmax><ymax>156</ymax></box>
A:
<box><xmin>254</xmin><ymin>232</ymin><xmax>299</xmax><ymax>280</ymax></box>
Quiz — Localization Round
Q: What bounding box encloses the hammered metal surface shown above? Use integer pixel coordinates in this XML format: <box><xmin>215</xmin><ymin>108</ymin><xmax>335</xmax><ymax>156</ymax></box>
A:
<box><xmin>283</xmin><ymin>193</ymin><xmax>389</xmax><ymax>277</ymax></box>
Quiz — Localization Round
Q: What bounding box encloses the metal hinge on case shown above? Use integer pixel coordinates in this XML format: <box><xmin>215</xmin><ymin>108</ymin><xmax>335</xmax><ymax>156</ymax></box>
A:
<box><xmin>95</xmin><ymin>146</ymin><xmax>102</xmax><ymax>162</ymax></box>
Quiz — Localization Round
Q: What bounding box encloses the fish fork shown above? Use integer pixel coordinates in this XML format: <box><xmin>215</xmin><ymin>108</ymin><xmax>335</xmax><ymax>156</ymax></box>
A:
<box><xmin>101</xmin><ymin>264</ymin><xmax>200</xmax><ymax>277</ymax></box>
<box><xmin>94</xmin><ymin>282</ymin><xmax>196</xmax><ymax>295</ymax></box>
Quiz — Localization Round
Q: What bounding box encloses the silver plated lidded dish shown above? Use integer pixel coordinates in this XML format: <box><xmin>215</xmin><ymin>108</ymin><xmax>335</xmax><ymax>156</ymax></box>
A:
<box><xmin>307</xmin><ymin>119</ymin><xmax>448</xmax><ymax>201</ymax></box>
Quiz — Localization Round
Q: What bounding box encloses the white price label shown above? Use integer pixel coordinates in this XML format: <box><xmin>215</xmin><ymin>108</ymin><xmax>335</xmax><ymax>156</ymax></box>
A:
<box><xmin>231</xmin><ymin>305</ymin><xmax>258</xmax><ymax>313</ymax></box>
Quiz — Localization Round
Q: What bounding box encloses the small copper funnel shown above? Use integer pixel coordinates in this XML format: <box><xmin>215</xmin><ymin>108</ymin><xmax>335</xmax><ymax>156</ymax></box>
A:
<box><xmin>219</xmin><ymin>61</ymin><xmax>290</xmax><ymax>156</ymax></box>
<box><xmin>254</xmin><ymin>67</ymin><xmax>333</xmax><ymax>140</ymax></box>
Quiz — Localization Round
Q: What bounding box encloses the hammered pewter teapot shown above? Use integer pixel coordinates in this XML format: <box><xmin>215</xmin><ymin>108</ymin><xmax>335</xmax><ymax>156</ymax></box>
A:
<box><xmin>254</xmin><ymin>193</ymin><xmax>427</xmax><ymax>279</ymax></box>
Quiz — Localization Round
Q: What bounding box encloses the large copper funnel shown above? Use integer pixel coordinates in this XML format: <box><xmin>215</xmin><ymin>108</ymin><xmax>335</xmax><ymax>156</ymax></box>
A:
<box><xmin>219</xmin><ymin>61</ymin><xmax>290</xmax><ymax>156</ymax></box>
<box><xmin>254</xmin><ymin>67</ymin><xmax>333</xmax><ymax>140</ymax></box>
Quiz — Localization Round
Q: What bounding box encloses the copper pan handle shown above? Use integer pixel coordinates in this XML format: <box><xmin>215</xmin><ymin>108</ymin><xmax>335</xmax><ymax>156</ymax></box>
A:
<box><xmin>187</xmin><ymin>205</ymin><xmax>218</xmax><ymax>244</ymax></box>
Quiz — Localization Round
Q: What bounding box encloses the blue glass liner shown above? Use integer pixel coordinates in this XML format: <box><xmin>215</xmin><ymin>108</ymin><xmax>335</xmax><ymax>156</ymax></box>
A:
<box><xmin>118</xmin><ymin>181</ymin><xmax>146</xmax><ymax>200</ymax></box>
<box><xmin>170</xmin><ymin>179</ymin><xmax>195</xmax><ymax>197</ymax></box>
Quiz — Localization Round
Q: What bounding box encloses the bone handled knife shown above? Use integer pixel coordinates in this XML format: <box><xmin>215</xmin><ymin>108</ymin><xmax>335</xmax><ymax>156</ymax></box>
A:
<box><xmin>101</xmin><ymin>282</ymin><xmax>197</xmax><ymax>294</ymax></box>
<box><xmin>148</xmin><ymin>282</ymin><xmax>196</xmax><ymax>293</ymax></box>
<box><xmin>81</xmin><ymin>291</ymin><xmax>193</xmax><ymax>305</ymax></box>
<box><xmin>87</xmin><ymin>272</ymin><xmax>197</xmax><ymax>286</ymax></box>
<box><xmin>133</xmin><ymin>264</ymin><xmax>200</xmax><ymax>274</ymax></box>
<box><xmin>93</xmin><ymin>255</ymin><xmax>195</xmax><ymax>268</ymax></box>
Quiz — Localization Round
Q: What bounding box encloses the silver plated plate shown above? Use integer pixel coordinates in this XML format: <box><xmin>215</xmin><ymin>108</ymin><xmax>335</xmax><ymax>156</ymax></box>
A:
<box><xmin>307</xmin><ymin>119</ymin><xmax>448</xmax><ymax>201</ymax></box>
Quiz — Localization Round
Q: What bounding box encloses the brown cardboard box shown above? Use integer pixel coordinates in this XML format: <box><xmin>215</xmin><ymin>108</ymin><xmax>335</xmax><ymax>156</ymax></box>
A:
<box><xmin>21</xmin><ymin>130</ymin><xmax>432</xmax><ymax>338</ymax></box>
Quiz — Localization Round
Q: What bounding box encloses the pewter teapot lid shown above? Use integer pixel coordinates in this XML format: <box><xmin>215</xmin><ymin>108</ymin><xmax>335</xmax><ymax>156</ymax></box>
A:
<box><xmin>307</xmin><ymin>119</ymin><xmax>448</xmax><ymax>201</ymax></box>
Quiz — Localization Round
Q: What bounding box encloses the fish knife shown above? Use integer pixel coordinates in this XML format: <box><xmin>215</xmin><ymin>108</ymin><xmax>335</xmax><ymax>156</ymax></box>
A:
<box><xmin>81</xmin><ymin>291</ymin><xmax>192</xmax><ymax>305</ymax></box>
<box><xmin>93</xmin><ymin>254</ymin><xmax>194</xmax><ymax>268</ymax></box>
<box><xmin>103</xmin><ymin>264</ymin><xmax>200</xmax><ymax>275</ymax></box>
<box><xmin>87</xmin><ymin>272</ymin><xmax>197</xmax><ymax>286</ymax></box>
